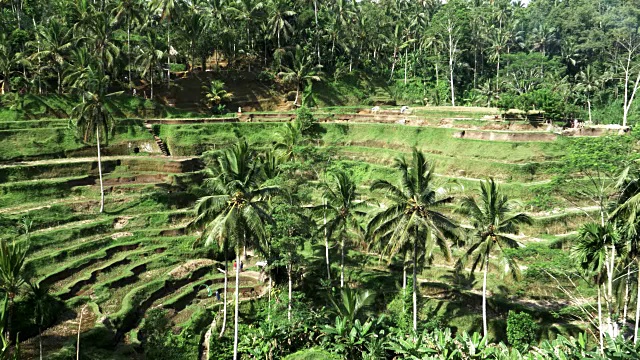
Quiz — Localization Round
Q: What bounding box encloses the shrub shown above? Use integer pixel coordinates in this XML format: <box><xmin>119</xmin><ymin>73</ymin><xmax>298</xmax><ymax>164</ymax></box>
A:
<box><xmin>506</xmin><ymin>310</ymin><xmax>538</xmax><ymax>350</ymax></box>
<box><xmin>296</xmin><ymin>106</ymin><xmax>316</xmax><ymax>135</ymax></box>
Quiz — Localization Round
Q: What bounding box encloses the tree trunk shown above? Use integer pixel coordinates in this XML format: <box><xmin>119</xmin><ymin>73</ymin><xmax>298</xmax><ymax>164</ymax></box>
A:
<box><xmin>39</xmin><ymin>326</ymin><xmax>43</xmax><ymax>360</ymax></box>
<box><xmin>294</xmin><ymin>84</ymin><xmax>299</xmax><ymax>107</ymax></box>
<box><xmin>587</xmin><ymin>98</ymin><xmax>592</xmax><ymax>123</ymax></box>
<box><xmin>150</xmin><ymin>71</ymin><xmax>154</xmax><ymax>100</ymax></box>
<box><xmin>404</xmin><ymin>48</ymin><xmax>408</xmax><ymax>85</ymax></box>
<box><xmin>324</xmin><ymin>200</ymin><xmax>331</xmax><ymax>282</ymax></box>
<box><xmin>340</xmin><ymin>236</ymin><xmax>345</xmax><ymax>288</ymax></box>
<box><xmin>167</xmin><ymin>29</ymin><xmax>171</xmax><ymax>85</ymax></box>
<box><xmin>482</xmin><ymin>255</ymin><xmax>488</xmax><ymax>338</ymax></box>
<box><xmin>219</xmin><ymin>257</ymin><xmax>228</xmax><ymax>337</ymax></box>
<box><xmin>598</xmin><ymin>276</ymin><xmax>604</xmax><ymax>353</ymax></box>
<box><xmin>96</xmin><ymin>127</ymin><xmax>104</xmax><ymax>213</ymax></box>
<box><xmin>412</xmin><ymin>238</ymin><xmax>418</xmax><ymax>332</ymax></box>
<box><xmin>624</xmin><ymin>264</ymin><xmax>631</xmax><ymax>326</ymax></box>
<box><xmin>288</xmin><ymin>261</ymin><xmax>292</xmax><ymax>321</ymax></box>
<box><xmin>496</xmin><ymin>56</ymin><xmax>500</xmax><ymax>92</ymax></box>
<box><xmin>77</xmin><ymin>305</ymin><xmax>87</xmax><ymax>360</ymax></box>
<box><xmin>233</xmin><ymin>251</ymin><xmax>240</xmax><ymax>360</ymax></box>
<box><xmin>127</xmin><ymin>19</ymin><xmax>131</xmax><ymax>90</ymax></box>
<box><xmin>635</xmin><ymin>259</ymin><xmax>640</xmax><ymax>343</ymax></box>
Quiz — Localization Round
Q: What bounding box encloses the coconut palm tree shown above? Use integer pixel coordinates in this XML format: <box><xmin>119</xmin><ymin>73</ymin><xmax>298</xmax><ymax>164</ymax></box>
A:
<box><xmin>278</xmin><ymin>45</ymin><xmax>323</xmax><ymax>107</ymax></box>
<box><xmin>70</xmin><ymin>68</ymin><xmax>122</xmax><ymax>213</ymax></box>
<box><xmin>30</xmin><ymin>20</ymin><xmax>73</xmax><ymax>94</ymax></box>
<box><xmin>135</xmin><ymin>33</ymin><xmax>164</xmax><ymax>100</ymax></box>
<box><xmin>368</xmin><ymin>148</ymin><xmax>458</xmax><ymax>332</ymax></box>
<box><xmin>191</xmin><ymin>140</ymin><xmax>278</xmax><ymax>360</ymax></box>
<box><xmin>573</xmin><ymin>222</ymin><xmax>621</xmax><ymax>352</ymax></box>
<box><xmin>0</xmin><ymin>239</ymin><xmax>28</xmax><ymax>339</ymax></box>
<box><xmin>112</xmin><ymin>0</ymin><xmax>144</xmax><ymax>88</ymax></box>
<box><xmin>267</xmin><ymin>0</ymin><xmax>296</xmax><ymax>48</ymax></box>
<box><xmin>274</xmin><ymin>121</ymin><xmax>303</xmax><ymax>161</ymax></box>
<box><xmin>456</xmin><ymin>178</ymin><xmax>532</xmax><ymax>338</ymax></box>
<box><xmin>201</xmin><ymin>80</ymin><xmax>233</xmax><ymax>114</ymax></box>
<box><xmin>319</xmin><ymin>170</ymin><xmax>366</xmax><ymax>288</ymax></box>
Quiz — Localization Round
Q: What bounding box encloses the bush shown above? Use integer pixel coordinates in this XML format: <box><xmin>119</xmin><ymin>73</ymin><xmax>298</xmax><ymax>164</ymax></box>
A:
<box><xmin>506</xmin><ymin>310</ymin><xmax>538</xmax><ymax>350</ymax></box>
<box><xmin>296</xmin><ymin>106</ymin><xmax>316</xmax><ymax>135</ymax></box>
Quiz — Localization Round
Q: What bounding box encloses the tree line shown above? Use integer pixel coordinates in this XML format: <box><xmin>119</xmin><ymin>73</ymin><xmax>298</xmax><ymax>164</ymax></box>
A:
<box><xmin>1</xmin><ymin>0</ymin><xmax>640</xmax><ymax>123</ymax></box>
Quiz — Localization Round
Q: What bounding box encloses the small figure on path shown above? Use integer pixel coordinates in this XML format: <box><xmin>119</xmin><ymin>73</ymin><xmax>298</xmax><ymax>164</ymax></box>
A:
<box><xmin>371</xmin><ymin>106</ymin><xmax>380</xmax><ymax>114</ymax></box>
<box><xmin>400</xmin><ymin>105</ymin><xmax>409</xmax><ymax>114</ymax></box>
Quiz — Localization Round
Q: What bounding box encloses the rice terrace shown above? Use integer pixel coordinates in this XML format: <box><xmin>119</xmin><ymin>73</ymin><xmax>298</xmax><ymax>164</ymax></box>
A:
<box><xmin>2</xmin><ymin>0</ymin><xmax>640</xmax><ymax>359</ymax></box>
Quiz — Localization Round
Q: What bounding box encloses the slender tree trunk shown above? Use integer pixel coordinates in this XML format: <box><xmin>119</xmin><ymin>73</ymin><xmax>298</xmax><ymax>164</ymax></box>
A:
<box><xmin>635</xmin><ymin>259</ymin><xmax>640</xmax><ymax>343</ymax></box>
<box><xmin>39</xmin><ymin>326</ymin><xmax>43</xmax><ymax>360</ymax></box>
<box><xmin>404</xmin><ymin>48</ymin><xmax>408</xmax><ymax>85</ymax></box>
<box><xmin>588</xmin><ymin>98</ymin><xmax>592</xmax><ymax>123</ymax></box>
<box><xmin>482</xmin><ymin>255</ymin><xmax>488</xmax><ymax>338</ymax></box>
<box><xmin>76</xmin><ymin>305</ymin><xmax>87</xmax><ymax>360</ymax></box>
<box><xmin>294</xmin><ymin>84</ymin><xmax>299</xmax><ymax>107</ymax></box>
<box><xmin>624</xmin><ymin>264</ymin><xmax>631</xmax><ymax>326</ymax></box>
<box><xmin>412</xmin><ymin>238</ymin><xmax>418</xmax><ymax>332</ymax></box>
<box><xmin>288</xmin><ymin>261</ymin><xmax>292</xmax><ymax>321</ymax></box>
<box><xmin>96</xmin><ymin>127</ymin><xmax>104</xmax><ymax>213</ymax></box>
<box><xmin>219</xmin><ymin>257</ymin><xmax>228</xmax><ymax>337</ymax></box>
<box><xmin>127</xmin><ymin>19</ymin><xmax>131</xmax><ymax>90</ymax></box>
<box><xmin>167</xmin><ymin>26</ymin><xmax>171</xmax><ymax>85</ymax></box>
<box><xmin>341</xmin><ymin>236</ymin><xmax>345</xmax><ymax>288</ymax></box>
<box><xmin>496</xmin><ymin>57</ymin><xmax>500</xmax><ymax>92</ymax></box>
<box><xmin>150</xmin><ymin>71</ymin><xmax>154</xmax><ymax>100</ymax></box>
<box><xmin>403</xmin><ymin>252</ymin><xmax>407</xmax><ymax>315</ymax></box>
<box><xmin>324</xmin><ymin>200</ymin><xmax>331</xmax><ymax>282</ymax></box>
<box><xmin>598</xmin><ymin>277</ymin><xmax>604</xmax><ymax>353</ymax></box>
<box><xmin>233</xmin><ymin>250</ymin><xmax>240</xmax><ymax>360</ymax></box>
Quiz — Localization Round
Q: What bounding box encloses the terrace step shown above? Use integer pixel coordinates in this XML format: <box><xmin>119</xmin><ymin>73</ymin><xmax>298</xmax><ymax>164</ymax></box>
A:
<box><xmin>143</xmin><ymin>121</ymin><xmax>171</xmax><ymax>156</ymax></box>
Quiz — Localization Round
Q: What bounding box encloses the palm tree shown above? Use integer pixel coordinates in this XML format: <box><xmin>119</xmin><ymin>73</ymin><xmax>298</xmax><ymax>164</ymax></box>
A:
<box><xmin>278</xmin><ymin>45</ymin><xmax>323</xmax><ymax>107</ymax></box>
<box><xmin>576</xmin><ymin>65</ymin><xmax>600</xmax><ymax>123</ymax></box>
<box><xmin>152</xmin><ymin>0</ymin><xmax>181</xmax><ymax>84</ymax></box>
<box><xmin>70</xmin><ymin>68</ymin><xmax>122</xmax><ymax>213</ymax></box>
<box><xmin>274</xmin><ymin>121</ymin><xmax>303</xmax><ymax>161</ymax></box>
<box><xmin>573</xmin><ymin>222</ymin><xmax>620</xmax><ymax>352</ymax></box>
<box><xmin>267</xmin><ymin>0</ymin><xmax>296</xmax><ymax>48</ymax></box>
<box><xmin>31</xmin><ymin>20</ymin><xmax>73</xmax><ymax>94</ymax></box>
<box><xmin>368</xmin><ymin>149</ymin><xmax>458</xmax><ymax>332</ymax></box>
<box><xmin>135</xmin><ymin>34</ymin><xmax>163</xmax><ymax>100</ymax></box>
<box><xmin>191</xmin><ymin>140</ymin><xmax>278</xmax><ymax>360</ymax></box>
<box><xmin>0</xmin><ymin>239</ymin><xmax>28</xmax><ymax>339</ymax></box>
<box><xmin>201</xmin><ymin>80</ymin><xmax>233</xmax><ymax>114</ymax></box>
<box><xmin>112</xmin><ymin>0</ymin><xmax>144</xmax><ymax>88</ymax></box>
<box><xmin>320</xmin><ymin>170</ymin><xmax>366</xmax><ymax>288</ymax></box>
<box><xmin>456</xmin><ymin>178</ymin><xmax>532</xmax><ymax>338</ymax></box>
<box><xmin>26</xmin><ymin>282</ymin><xmax>53</xmax><ymax>360</ymax></box>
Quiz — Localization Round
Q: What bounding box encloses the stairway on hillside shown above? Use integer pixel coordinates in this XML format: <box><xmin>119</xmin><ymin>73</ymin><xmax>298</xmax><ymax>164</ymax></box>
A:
<box><xmin>143</xmin><ymin>122</ymin><xmax>171</xmax><ymax>156</ymax></box>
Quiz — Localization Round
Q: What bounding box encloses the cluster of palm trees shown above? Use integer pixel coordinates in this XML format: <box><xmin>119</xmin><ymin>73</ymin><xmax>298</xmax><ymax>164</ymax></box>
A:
<box><xmin>571</xmin><ymin>167</ymin><xmax>640</xmax><ymax>352</ymax></box>
<box><xmin>2</xmin><ymin>0</ymin><xmax>637</xmax><ymax>116</ymax></box>
<box><xmin>189</xmin><ymin>126</ymin><xmax>533</xmax><ymax>359</ymax></box>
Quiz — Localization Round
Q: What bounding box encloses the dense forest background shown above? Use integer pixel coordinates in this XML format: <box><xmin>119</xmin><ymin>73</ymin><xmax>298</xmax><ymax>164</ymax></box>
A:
<box><xmin>1</xmin><ymin>0</ymin><xmax>640</xmax><ymax>124</ymax></box>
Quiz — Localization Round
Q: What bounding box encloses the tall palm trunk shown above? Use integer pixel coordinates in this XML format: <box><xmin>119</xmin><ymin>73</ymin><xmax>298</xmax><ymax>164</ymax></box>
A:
<box><xmin>597</xmin><ymin>275</ymin><xmax>604</xmax><ymax>353</ymax></box>
<box><xmin>482</xmin><ymin>254</ymin><xmax>488</xmax><ymax>337</ymax></box>
<box><xmin>233</xmin><ymin>250</ymin><xmax>240</xmax><ymax>360</ymax></box>
<box><xmin>96</xmin><ymin>127</ymin><xmax>104</xmax><ymax>213</ymax></box>
<box><xmin>624</xmin><ymin>264</ymin><xmax>632</xmax><ymax>325</ymax></box>
<box><xmin>219</xmin><ymin>257</ymin><xmax>228</xmax><ymax>337</ymax></box>
<box><xmin>340</xmin><ymin>236</ymin><xmax>345</xmax><ymax>288</ymax></box>
<box><xmin>127</xmin><ymin>18</ymin><xmax>131</xmax><ymax>90</ymax></box>
<box><xmin>635</xmin><ymin>259</ymin><xmax>640</xmax><ymax>343</ymax></box>
<box><xmin>587</xmin><ymin>98</ymin><xmax>592</xmax><ymax>123</ymax></box>
<box><xmin>166</xmin><ymin>27</ymin><xmax>171</xmax><ymax>85</ymax></box>
<box><xmin>412</xmin><ymin>236</ymin><xmax>418</xmax><ymax>332</ymax></box>
<box><xmin>287</xmin><ymin>261</ymin><xmax>292</xmax><ymax>321</ymax></box>
<box><xmin>324</xmin><ymin>200</ymin><xmax>331</xmax><ymax>281</ymax></box>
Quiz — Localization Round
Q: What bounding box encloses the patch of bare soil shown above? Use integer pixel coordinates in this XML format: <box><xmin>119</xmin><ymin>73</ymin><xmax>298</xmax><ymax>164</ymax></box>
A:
<box><xmin>111</xmin><ymin>232</ymin><xmax>133</xmax><ymax>240</ymax></box>
<box><xmin>113</xmin><ymin>216</ymin><xmax>133</xmax><ymax>230</ymax></box>
<box><xmin>168</xmin><ymin>259</ymin><xmax>217</xmax><ymax>279</ymax></box>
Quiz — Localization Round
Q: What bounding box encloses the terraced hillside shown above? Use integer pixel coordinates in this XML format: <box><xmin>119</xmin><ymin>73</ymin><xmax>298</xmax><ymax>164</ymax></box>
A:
<box><xmin>2</xmin><ymin>106</ymin><xmax>628</xmax><ymax>357</ymax></box>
